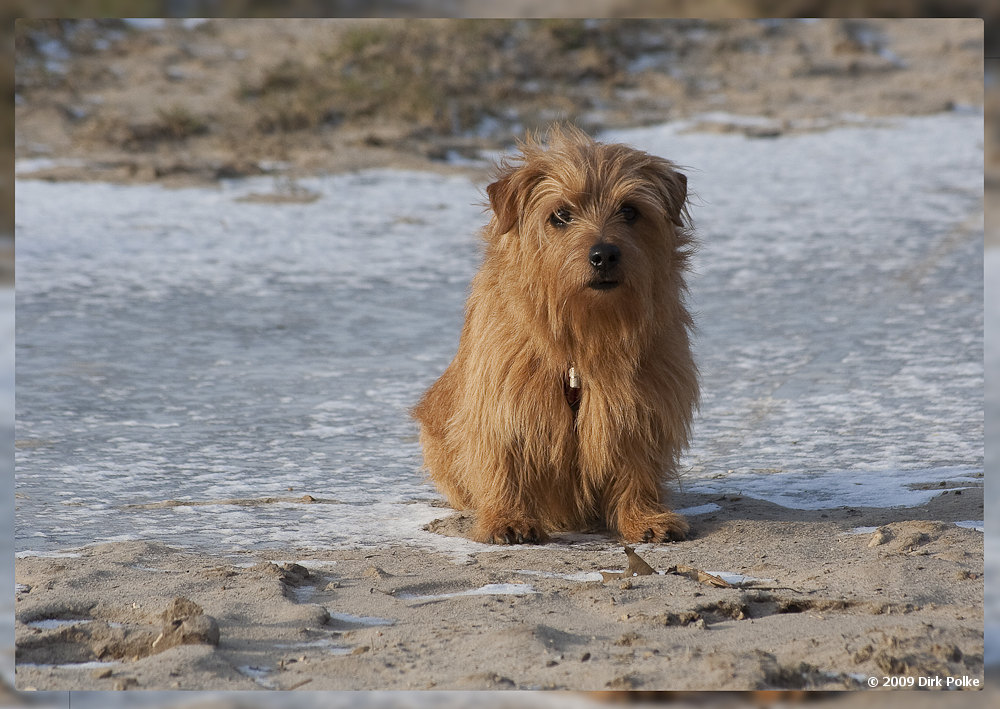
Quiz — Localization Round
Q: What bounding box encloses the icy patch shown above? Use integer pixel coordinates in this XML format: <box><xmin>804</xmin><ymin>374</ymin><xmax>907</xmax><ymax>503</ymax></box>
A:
<box><xmin>25</xmin><ymin>619</ymin><xmax>93</xmax><ymax>630</ymax></box>
<box><xmin>290</xmin><ymin>585</ymin><xmax>316</xmax><ymax>602</ymax></box>
<box><xmin>15</xmin><ymin>114</ymin><xmax>983</xmax><ymax>556</ymax></box>
<box><xmin>705</xmin><ymin>572</ymin><xmax>776</xmax><ymax>587</ymax></box>
<box><xmin>327</xmin><ymin>611</ymin><xmax>395</xmax><ymax>627</ymax></box>
<box><xmin>686</xmin><ymin>111</ymin><xmax>785</xmax><ymax>130</ymax></box>
<box><xmin>843</xmin><ymin>526</ymin><xmax>879</xmax><ymax>536</ymax></box>
<box><xmin>15</xmin><ymin>158</ymin><xmax>88</xmax><ymax>175</ymax></box>
<box><xmin>442</xmin><ymin>149</ymin><xmax>492</xmax><ymax>167</ymax></box>
<box><xmin>398</xmin><ymin>583</ymin><xmax>537</xmax><ymax>602</ymax></box>
<box><xmin>120</xmin><ymin>18</ymin><xmax>209</xmax><ymax>30</ymax></box>
<box><xmin>955</xmin><ymin>520</ymin><xmax>984</xmax><ymax>532</ymax></box>
<box><xmin>274</xmin><ymin>638</ymin><xmax>353</xmax><ymax>655</ymax></box>
<box><xmin>273</xmin><ymin>560</ymin><xmax>339</xmax><ymax>570</ymax></box>
<box><xmin>676</xmin><ymin>503</ymin><xmax>722</xmax><ymax>516</ymax></box>
<box><xmin>19</xmin><ymin>660</ymin><xmax>120</xmax><ymax>671</ymax></box>
<box><xmin>15</xmin><ymin>550</ymin><xmax>82</xmax><ymax>559</ymax></box>
<box><xmin>682</xmin><ymin>467</ymin><xmax>982</xmax><ymax>511</ymax></box>
<box><xmin>237</xmin><ymin>664</ymin><xmax>276</xmax><ymax>689</ymax></box>
<box><xmin>515</xmin><ymin>569</ymin><xmax>605</xmax><ymax>583</ymax></box>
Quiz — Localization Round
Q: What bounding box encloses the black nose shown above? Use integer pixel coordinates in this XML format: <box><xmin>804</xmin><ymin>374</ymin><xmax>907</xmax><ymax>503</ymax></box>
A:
<box><xmin>589</xmin><ymin>243</ymin><xmax>621</xmax><ymax>271</ymax></box>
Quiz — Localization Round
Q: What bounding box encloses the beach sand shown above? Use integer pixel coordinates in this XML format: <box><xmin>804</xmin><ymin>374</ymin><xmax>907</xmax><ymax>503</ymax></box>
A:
<box><xmin>14</xmin><ymin>486</ymin><xmax>983</xmax><ymax>692</ymax></box>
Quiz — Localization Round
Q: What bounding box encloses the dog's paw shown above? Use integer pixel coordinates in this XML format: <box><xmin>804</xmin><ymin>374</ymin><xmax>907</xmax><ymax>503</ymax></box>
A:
<box><xmin>477</xmin><ymin>519</ymin><xmax>547</xmax><ymax>545</ymax></box>
<box><xmin>619</xmin><ymin>511</ymin><xmax>689</xmax><ymax>543</ymax></box>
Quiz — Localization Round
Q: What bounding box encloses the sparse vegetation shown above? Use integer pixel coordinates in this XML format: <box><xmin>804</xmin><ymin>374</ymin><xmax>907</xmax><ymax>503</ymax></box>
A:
<box><xmin>11</xmin><ymin>17</ymin><xmax>985</xmax><ymax>188</ymax></box>
<box><xmin>154</xmin><ymin>105</ymin><xmax>210</xmax><ymax>140</ymax></box>
<box><xmin>234</xmin><ymin>19</ymin><xmax>660</xmax><ymax>139</ymax></box>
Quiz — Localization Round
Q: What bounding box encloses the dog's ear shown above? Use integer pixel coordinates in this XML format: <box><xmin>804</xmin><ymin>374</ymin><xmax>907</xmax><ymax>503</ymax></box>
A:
<box><xmin>485</xmin><ymin>170</ymin><xmax>520</xmax><ymax>236</ymax></box>
<box><xmin>645</xmin><ymin>159</ymin><xmax>688</xmax><ymax>228</ymax></box>
<box><xmin>486</xmin><ymin>163</ymin><xmax>542</xmax><ymax>237</ymax></box>
<box><xmin>486</xmin><ymin>156</ymin><xmax>545</xmax><ymax>236</ymax></box>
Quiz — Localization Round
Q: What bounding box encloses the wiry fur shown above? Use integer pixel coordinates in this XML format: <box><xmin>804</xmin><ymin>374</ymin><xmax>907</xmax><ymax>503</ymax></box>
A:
<box><xmin>413</xmin><ymin>125</ymin><xmax>698</xmax><ymax>544</ymax></box>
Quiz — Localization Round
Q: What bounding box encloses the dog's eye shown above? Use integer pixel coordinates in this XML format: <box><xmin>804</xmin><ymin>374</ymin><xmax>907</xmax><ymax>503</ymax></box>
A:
<box><xmin>549</xmin><ymin>208</ymin><xmax>573</xmax><ymax>228</ymax></box>
<box><xmin>619</xmin><ymin>205</ymin><xmax>639</xmax><ymax>223</ymax></box>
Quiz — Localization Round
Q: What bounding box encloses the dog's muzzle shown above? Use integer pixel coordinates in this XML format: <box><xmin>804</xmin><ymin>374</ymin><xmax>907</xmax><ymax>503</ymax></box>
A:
<box><xmin>588</xmin><ymin>242</ymin><xmax>621</xmax><ymax>290</ymax></box>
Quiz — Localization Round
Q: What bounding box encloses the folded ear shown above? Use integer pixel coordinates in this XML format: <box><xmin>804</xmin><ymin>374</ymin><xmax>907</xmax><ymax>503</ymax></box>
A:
<box><xmin>485</xmin><ymin>161</ymin><xmax>544</xmax><ymax>237</ymax></box>
<box><xmin>644</xmin><ymin>158</ymin><xmax>689</xmax><ymax>228</ymax></box>
<box><xmin>485</xmin><ymin>169</ymin><xmax>520</xmax><ymax>237</ymax></box>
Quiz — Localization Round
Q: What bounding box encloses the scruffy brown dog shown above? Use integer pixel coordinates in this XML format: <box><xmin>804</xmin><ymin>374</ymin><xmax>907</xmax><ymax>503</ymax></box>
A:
<box><xmin>413</xmin><ymin>125</ymin><xmax>697</xmax><ymax>545</ymax></box>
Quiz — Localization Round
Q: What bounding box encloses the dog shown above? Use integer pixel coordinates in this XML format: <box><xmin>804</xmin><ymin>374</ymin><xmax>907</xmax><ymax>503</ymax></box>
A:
<box><xmin>413</xmin><ymin>125</ymin><xmax>697</xmax><ymax>545</ymax></box>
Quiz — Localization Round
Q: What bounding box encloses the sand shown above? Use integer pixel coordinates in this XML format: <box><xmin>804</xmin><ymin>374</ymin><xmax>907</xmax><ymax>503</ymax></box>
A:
<box><xmin>14</xmin><ymin>486</ymin><xmax>983</xmax><ymax>692</ymax></box>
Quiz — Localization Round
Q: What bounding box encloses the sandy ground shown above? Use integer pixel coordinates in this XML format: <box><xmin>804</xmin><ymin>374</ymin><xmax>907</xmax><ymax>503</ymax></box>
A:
<box><xmin>14</xmin><ymin>485</ymin><xmax>983</xmax><ymax>692</ymax></box>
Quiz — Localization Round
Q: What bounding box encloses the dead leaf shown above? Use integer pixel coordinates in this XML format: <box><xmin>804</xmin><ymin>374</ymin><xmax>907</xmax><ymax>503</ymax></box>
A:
<box><xmin>599</xmin><ymin>546</ymin><xmax>656</xmax><ymax>581</ymax></box>
<box><xmin>665</xmin><ymin>565</ymin><xmax>733</xmax><ymax>588</ymax></box>
<box><xmin>623</xmin><ymin>546</ymin><xmax>656</xmax><ymax>576</ymax></box>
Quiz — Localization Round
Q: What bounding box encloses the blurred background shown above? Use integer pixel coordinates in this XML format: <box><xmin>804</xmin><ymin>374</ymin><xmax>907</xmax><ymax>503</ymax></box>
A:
<box><xmin>3</xmin><ymin>1</ymin><xmax>994</xmax><ymax>708</ymax></box>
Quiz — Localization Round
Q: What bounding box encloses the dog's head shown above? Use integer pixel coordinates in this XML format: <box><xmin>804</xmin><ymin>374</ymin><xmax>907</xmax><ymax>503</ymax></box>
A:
<box><xmin>484</xmin><ymin>125</ymin><xmax>692</xmax><ymax>311</ymax></box>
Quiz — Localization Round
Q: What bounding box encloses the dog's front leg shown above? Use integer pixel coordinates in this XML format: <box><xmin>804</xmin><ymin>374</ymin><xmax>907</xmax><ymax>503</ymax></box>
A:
<box><xmin>604</xmin><ymin>473</ymin><xmax>689</xmax><ymax>543</ymax></box>
<box><xmin>475</xmin><ymin>512</ymin><xmax>547</xmax><ymax>545</ymax></box>
<box><xmin>471</xmin><ymin>447</ymin><xmax>549</xmax><ymax>545</ymax></box>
